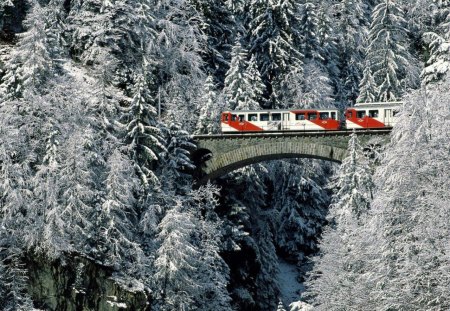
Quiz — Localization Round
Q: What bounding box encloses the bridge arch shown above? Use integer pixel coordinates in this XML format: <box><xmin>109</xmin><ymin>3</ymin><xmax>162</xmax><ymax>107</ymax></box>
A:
<box><xmin>192</xmin><ymin>130</ymin><xmax>391</xmax><ymax>184</ymax></box>
<box><xmin>198</xmin><ymin>142</ymin><xmax>346</xmax><ymax>183</ymax></box>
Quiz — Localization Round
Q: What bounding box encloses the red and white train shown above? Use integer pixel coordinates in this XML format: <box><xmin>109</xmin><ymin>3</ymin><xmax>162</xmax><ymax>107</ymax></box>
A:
<box><xmin>220</xmin><ymin>102</ymin><xmax>401</xmax><ymax>133</ymax></box>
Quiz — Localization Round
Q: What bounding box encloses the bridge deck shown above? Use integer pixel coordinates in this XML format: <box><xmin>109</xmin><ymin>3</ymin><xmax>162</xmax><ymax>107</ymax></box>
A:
<box><xmin>193</xmin><ymin>129</ymin><xmax>391</xmax><ymax>139</ymax></box>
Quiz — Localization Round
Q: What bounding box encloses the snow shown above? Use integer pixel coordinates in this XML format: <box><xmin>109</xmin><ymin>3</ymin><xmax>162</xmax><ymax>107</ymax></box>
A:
<box><xmin>106</xmin><ymin>300</ymin><xmax>127</xmax><ymax>309</ymax></box>
<box><xmin>277</xmin><ymin>257</ymin><xmax>304</xmax><ymax>306</ymax></box>
<box><xmin>0</xmin><ymin>44</ymin><xmax>13</xmax><ymax>63</ymax></box>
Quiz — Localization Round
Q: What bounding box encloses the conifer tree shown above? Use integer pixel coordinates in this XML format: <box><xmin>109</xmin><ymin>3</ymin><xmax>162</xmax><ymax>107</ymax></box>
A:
<box><xmin>298</xmin><ymin>2</ymin><xmax>321</xmax><ymax>61</ymax></box>
<box><xmin>357</xmin><ymin>66</ymin><xmax>378</xmax><ymax>102</ymax></box>
<box><xmin>223</xmin><ymin>37</ymin><xmax>249</xmax><ymax>109</ymax></box>
<box><xmin>304</xmin><ymin>133</ymin><xmax>374</xmax><ymax>310</ymax></box>
<box><xmin>245</xmin><ymin>55</ymin><xmax>266</xmax><ymax>107</ymax></box>
<box><xmin>187</xmin><ymin>0</ymin><xmax>236</xmax><ymax>83</ymax></box>
<box><xmin>422</xmin><ymin>3</ymin><xmax>450</xmax><ymax>84</ymax></box>
<box><xmin>0</xmin><ymin>2</ymin><xmax>53</xmax><ymax>99</ymax></box>
<box><xmin>190</xmin><ymin>186</ymin><xmax>233</xmax><ymax>311</ymax></box>
<box><xmin>365</xmin><ymin>0</ymin><xmax>411</xmax><ymax>101</ymax></box>
<box><xmin>92</xmin><ymin>149</ymin><xmax>144</xmax><ymax>274</ymax></box>
<box><xmin>159</xmin><ymin>119</ymin><xmax>196</xmax><ymax>192</ymax></box>
<box><xmin>0</xmin><ymin>247</ymin><xmax>35</xmax><ymax>311</ymax></box>
<box><xmin>270</xmin><ymin>161</ymin><xmax>328</xmax><ymax>262</ymax></box>
<box><xmin>249</xmin><ymin>0</ymin><xmax>304</xmax><ymax>107</ymax></box>
<box><xmin>224</xmin><ymin>39</ymin><xmax>265</xmax><ymax>110</ymax></box>
<box><xmin>123</xmin><ymin>72</ymin><xmax>164</xmax><ymax>189</ymax></box>
<box><xmin>196</xmin><ymin>75</ymin><xmax>221</xmax><ymax>134</ymax></box>
<box><xmin>154</xmin><ymin>201</ymin><xmax>200</xmax><ymax>310</ymax></box>
<box><xmin>333</xmin><ymin>0</ymin><xmax>370</xmax><ymax>104</ymax></box>
<box><xmin>360</xmin><ymin>87</ymin><xmax>450</xmax><ymax>310</ymax></box>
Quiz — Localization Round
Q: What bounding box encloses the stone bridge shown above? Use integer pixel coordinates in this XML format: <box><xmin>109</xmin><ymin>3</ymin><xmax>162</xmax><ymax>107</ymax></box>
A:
<box><xmin>191</xmin><ymin>129</ymin><xmax>391</xmax><ymax>183</ymax></box>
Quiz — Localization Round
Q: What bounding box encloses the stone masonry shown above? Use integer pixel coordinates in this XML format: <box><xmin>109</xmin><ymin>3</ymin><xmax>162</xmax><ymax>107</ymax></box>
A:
<box><xmin>192</xmin><ymin>129</ymin><xmax>391</xmax><ymax>183</ymax></box>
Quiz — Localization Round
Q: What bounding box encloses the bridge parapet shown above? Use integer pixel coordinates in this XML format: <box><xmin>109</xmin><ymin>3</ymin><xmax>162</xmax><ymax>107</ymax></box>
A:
<box><xmin>192</xmin><ymin>130</ymin><xmax>391</xmax><ymax>183</ymax></box>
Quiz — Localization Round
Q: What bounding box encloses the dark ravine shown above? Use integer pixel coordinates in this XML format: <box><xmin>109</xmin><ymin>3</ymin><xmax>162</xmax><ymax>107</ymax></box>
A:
<box><xmin>27</xmin><ymin>256</ymin><xmax>150</xmax><ymax>311</ymax></box>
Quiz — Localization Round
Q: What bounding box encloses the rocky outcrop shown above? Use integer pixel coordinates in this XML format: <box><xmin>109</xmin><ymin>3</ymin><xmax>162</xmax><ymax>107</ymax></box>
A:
<box><xmin>27</xmin><ymin>256</ymin><xmax>151</xmax><ymax>311</ymax></box>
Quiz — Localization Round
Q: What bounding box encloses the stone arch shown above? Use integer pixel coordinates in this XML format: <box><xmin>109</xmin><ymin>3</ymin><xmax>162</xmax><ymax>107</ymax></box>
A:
<box><xmin>198</xmin><ymin>142</ymin><xmax>347</xmax><ymax>183</ymax></box>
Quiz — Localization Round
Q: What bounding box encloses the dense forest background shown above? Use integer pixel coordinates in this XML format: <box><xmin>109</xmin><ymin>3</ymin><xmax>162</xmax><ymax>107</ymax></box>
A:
<box><xmin>0</xmin><ymin>0</ymin><xmax>449</xmax><ymax>310</ymax></box>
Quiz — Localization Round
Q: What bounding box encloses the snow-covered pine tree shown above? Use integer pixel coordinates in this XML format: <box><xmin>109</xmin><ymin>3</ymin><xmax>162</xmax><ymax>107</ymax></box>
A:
<box><xmin>365</xmin><ymin>0</ymin><xmax>411</xmax><ymax>101</ymax></box>
<box><xmin>357</xmin><ymin>66</ymin><xmax>378</xmax><ymax>102</ymax></box>
<box><xmin>298</xmin><ymin>2</ymin><xmax>321</xmax><ymax>61</ymax></box>
<box><xmin>30</xmin><ymin>127</ymin><xmax>63</xmax><ymax>256</ymax></box>
<box><xmin>358</xmin><ymin>86</ymin><xmax>450</xmax><ymax>310</ymax></box>
<box><xmin>148</xmin><ymin>0</ymin><xmax>204</xmax><ymax>123</ymax></box>
<box><xmin>69</xmin><ymin>0</ymin><xmax>144</xmax><ymax>71</ymax></box>
<box><xmin>153</xmin><ymin>200</ymin><xmax>200</xmax><ymax>310</ymax></box>
<box><xmin>254</xmin><ymin>220</ymin><xmax>279</xmax><ymax>310</ymax></box>
<box><xmin>159</xmin><ymin>119</ymin><xmax>196</xmax><ymax>192</ymax></box>
<box><xmin>270</xmin><ymin>161</ymin><xmax>329</xmax><ymax>262</ymax></box>
<box><xmin>244</xmin><ymin>55</ymin><xmax>266</xmax><ymax>108</ymax></box>
<box><xmin>196</xmin><ymin>75</ymin><xmax>222</xmax><ymax>134</ymax></box>
<box><xmin>329</xmin><ymin>132</ymin><xmax>374</xmax><ymax>219</ymax></box>
<box><xmin>55</xmin><ymin>129</ymin><xmax>100</xmax><ymax>255</ymax></box>
<box><xmin>223</xmin><ymin>38</ymin><xmax>265</xmax><ymax>110</ymax></box>
<box><xmin>188</xmin><ymin>185</ymin><xmax>233</xmax><ymax>311</ymax></box>
<box><xmin>249</xmin><ymin>0</ymin><xmax>304</xmax><ymax>107</ymax></box>
<box><xmin>281</xmin><ymin>2</ymin><xmax>333</xmax><ymax>108</ymax></box>
<box><xmin>422</xmin><ymin>3</ymin><xmax>450</xmax><ymax>84</ymax></box>
<box><xmin>304</xmin><ymin>132</ymin><xmax>374</xmax><ymax>310</ymax></box>
<box><xmin>188</xmin><ymin>0</ymin><xmax>236</xmax><ymax>84</ymax></box>
<box><xmin>0</xmin><ymin>247</ymin><xmax>35</xmax><ymax>311</ymax></box>
<box><xmin>332</xmin><ymin>0</ymin><xmax>370</xmax><ymax>104</ymax></box>
<box><xmin>0</xmin><ymin>101</ymin><xmax>35</xmax><ymax>247</ymax></box>
<box><xmin>92</xmin><ymin>149</ymin><xmax>145</xmax><ymax>275</ymax></box>
<box><xmin>316</xmin><ymin>4</ymin><xmax>340</xmax><ymax>92</ymax></box>
<box><xmin>223</xmin><ymin>37</ymin><xmax>249</xmax><ymax>109</ymax></box>
<box><xmin>123</xmin><ymin>72</ymin><xmax>164</xmax><ymax>189</ymax></box>
<box><xmin>0</xmin><ymin>1</ymin><xmax>53</xmax><ymax>99</ymax></box>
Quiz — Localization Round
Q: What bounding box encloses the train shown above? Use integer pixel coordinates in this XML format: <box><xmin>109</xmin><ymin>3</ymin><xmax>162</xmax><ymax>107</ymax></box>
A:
<box><xmin>220</xmin><ymin>102</ymin><xmax>401</xmax><ymax>133</ymax></box>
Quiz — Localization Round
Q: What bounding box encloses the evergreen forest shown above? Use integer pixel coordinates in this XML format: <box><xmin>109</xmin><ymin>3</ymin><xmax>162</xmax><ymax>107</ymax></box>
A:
<box><xmin>0</xmin><ymin>0</ymin><xmax>449</xmax><ymax>310</ymax></box>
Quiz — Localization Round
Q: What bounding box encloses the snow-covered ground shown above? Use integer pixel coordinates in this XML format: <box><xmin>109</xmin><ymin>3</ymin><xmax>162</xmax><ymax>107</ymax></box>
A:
<box><xmin>277</xmin><ymin>257</ymin><xmax>305</xmax><ymax>306</ymax></box>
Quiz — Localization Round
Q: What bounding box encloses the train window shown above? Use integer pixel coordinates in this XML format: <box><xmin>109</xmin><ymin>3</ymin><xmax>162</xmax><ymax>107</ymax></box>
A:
<box><xmin>238</xmin><ymin>115</ymin><xmax>245</xmax><ymax>122</ymax></box>
<box><xmin>232</xmin><ymin>115</ymin><xmax>238</xmax><ymax>121</ymax></box>
<box><xmin>224</xmin><ymin>114</ymin><xmax>229</xmax><ymax>121</ymax></box>
<box><xmin>308</xmin><ymin>113</ymin><xmax>317</xmax><ymax>120</ymax></box>
<box><xmin>320</xmin><ymin>112</ymin><xmax>329</xmax><ymax>120</ymax></box>
<box><xmin>272</xmin><ymin>113</ymin><xmax>281</xmax><ymax>121</ymax></box>
<box><xmin>331</xmin><ymin>112</ymin><xmax>336</xmax><ymax>120</ymax></box>
<box><xmin>347</xmin><ymin>111</ymin><xmax>353</xmax><ymax>118</ymax></box>
<box><xmin>357</xmin><ymin>111</ymin><xmax>366</xmax><ymax>118</ymax></box>
<box><xmin>260</xmin><ymin>113</ymin><xmax>269</xmax><ymax>121</ymax></box>
<box><xmin>248</xmin><ymin>114</ymin><xmax>257</xmax><ymax>121</ymax></box>
<box><xmin>296</xmin><ymin>113</ymin><xmax>306</xmax><ymax>120</ymax></box>
<box><xmin>369</xmin><ymin>110</ymin><xmax>379</xmax><ymax>118</ymax></box>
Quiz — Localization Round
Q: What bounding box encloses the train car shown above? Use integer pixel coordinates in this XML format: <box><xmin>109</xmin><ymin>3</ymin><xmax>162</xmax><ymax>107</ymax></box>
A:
<box><xmin>221</xmin><ymin>109</ymin><xmax>341</xmax><ymax>133</ymax></box>
<box><xmin>345</xmin><ymin>102</ymin><xmax>401</xmax><ymax>129</ymax></box>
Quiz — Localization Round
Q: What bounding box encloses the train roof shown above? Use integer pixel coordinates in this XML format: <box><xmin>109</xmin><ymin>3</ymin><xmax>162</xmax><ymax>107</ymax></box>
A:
<box><xmin>223</xmin><ymin>108</ymin><xmax>339</xmax><ymax>113</ymax></box>
<box><xmin>354</xmin><ymin>101</ymin><xmax>403</xmax><ymax>108</ymax></box>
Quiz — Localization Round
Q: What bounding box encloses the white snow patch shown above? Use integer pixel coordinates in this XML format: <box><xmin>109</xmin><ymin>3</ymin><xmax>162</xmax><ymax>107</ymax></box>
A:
<box><xmin>106</xmin><ymin>300</ymin><xmax>127</xmax><ymax>309</ymax></box>
<box><xmin>277</xmin><ymin>257</ymin><xmax>304</xmax><ymax>307</ymax></box>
